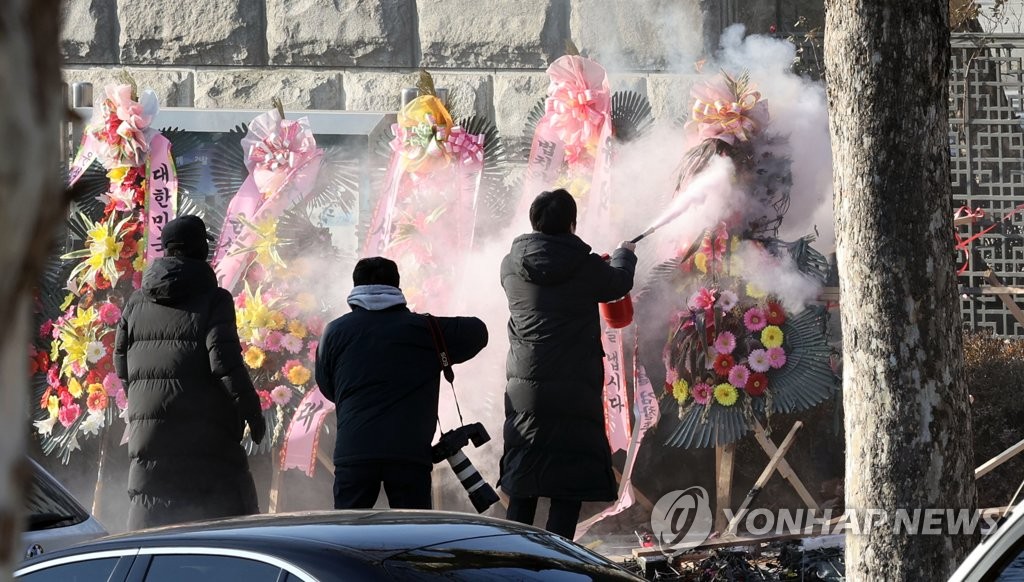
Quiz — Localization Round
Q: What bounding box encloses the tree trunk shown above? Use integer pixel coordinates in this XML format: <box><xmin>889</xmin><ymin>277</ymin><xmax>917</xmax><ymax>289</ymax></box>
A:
<box><xmin>825</xmin><ymin>1</ymin><xmax>978</xmax><ymax>581</ymax></box>
<box><xmin>0</xmin><ymin>0</ymin><xmax>65</xmax><ymax>575</ymax></box>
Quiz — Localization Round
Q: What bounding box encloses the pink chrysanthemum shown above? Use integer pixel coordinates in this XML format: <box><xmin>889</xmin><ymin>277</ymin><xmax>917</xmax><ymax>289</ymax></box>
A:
<box><xmin>98</xmin><ymin>302</ymin><xmax>122</xmax><ymax>326</ymax></box>
<box><xmin>692</xmin><ymin>382</ymin><xmax>713</xmax><ymax>405</ymax></box>
<box><xmin>718</xmin><ymin>290</ymin><xmax>739</xmax><ymax>311</ymax></box>
<box><xmin>748</xmin><ymin>349</ymin><xmax>771</xmax><ymax>373</ymax></box>
<box><xmin>714</xmin><ymin>331</ymin><xmax>737</xmax><ymax>355</ymax></box>
<box><xmin>281</xmin><ymin>333</ymin><xmax>303</xmax><ymax>354</ymax></box>
<box><xmin>270</xmin><ymin>385</ymin><xmax>293</xmax><ymax>406</ymax></box>
<box><xmin>767</xmin><ymin>347</ymin><xmax>787</xmax><ymax>369</ymax></box>
<box><xmin>744</xmin><ymin>307</ymin><xmax>767</xmax><ymax>332</ymax></box>
<box><xmin>728</xmin><ymin>364</ymin><xmax>751</xmax><ymax>388</ymax></box>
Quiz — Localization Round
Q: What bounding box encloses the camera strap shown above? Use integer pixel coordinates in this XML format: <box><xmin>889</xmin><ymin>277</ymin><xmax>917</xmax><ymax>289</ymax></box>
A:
<box><xmin>424</xmin><ymin>314</ymin><xmax>465</xmax><ymax>427</ymax></box>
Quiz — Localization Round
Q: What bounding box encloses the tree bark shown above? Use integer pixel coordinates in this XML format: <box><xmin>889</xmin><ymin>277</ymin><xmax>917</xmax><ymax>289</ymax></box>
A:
<box><xmin>0</xmin><ymin>0</ymin><xmax>65</xmax><ymax>575</ymax></box>
<box><xmin>825</xmin><ymin>1</ymin><xmax>978</xmax><ymax>580</ymax></box>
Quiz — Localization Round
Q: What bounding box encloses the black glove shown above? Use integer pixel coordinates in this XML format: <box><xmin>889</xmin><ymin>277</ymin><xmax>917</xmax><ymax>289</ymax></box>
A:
<box><xmin>248</xmin><ymin>413</ymin><xmax>267</xmax><ymax>445</ymax></box>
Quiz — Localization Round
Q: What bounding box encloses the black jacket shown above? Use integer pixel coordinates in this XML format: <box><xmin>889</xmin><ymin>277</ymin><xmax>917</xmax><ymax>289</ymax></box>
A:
<box><xmin>499</xmin><ymin>232</ymin><xmax>636</xmax><ymax>501</ymax></box>
<box><xmin>114</xmin><ymin>257</ymin><xmax>262</xmax><ymax>529</ymax></box>
<box><xmin>316</xmin><ymin>304</ymin><xmax>488</xmax><ymax>468</ymax></box>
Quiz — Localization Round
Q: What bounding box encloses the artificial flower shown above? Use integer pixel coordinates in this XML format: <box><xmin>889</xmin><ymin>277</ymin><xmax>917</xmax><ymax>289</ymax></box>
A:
<box><xmin>286</xmin><ymin>363</ymin><xmax>311</xmax><ymax>386</ymax></box>
<box><xmin>39</xmin><ymin>320</ymin><xmax>54</xmax><ymax>339</ymax></box>
<box><xmin>748</xmin><ymin>348</ymin><xmax>771</xmax><ymax>373</ymax></box>
<box><xmin>746</xmin><ymin>282</ymin><xmax>767</xmax><ymax>299</ymax></box>
<box><xmin>767</xmin><ymin>346</ymin><xmax>787</xmax><ymax>369</ymax></box>
<box><xmin>102</xmin><ymin>372</ymin><xmax>122</xmax><ymax>394</ymax></box>
<box><xmin>244</xmin><ymin>346</ymin><xmax>266</xmax><ymax>369</ymax></box>
<box><xmin>689</xmin><ymin>287</ymin><xmax>717</xmax><ymax>311</ymax></box>
<box><xmin>692</xmin><ymin>382</ymin><xmax>713</xmax><ymax>405</ymax></box>
<box><xmin>58</xmin><ymin>403</ymin><xmax>81</xmax><ymax>428</ymax></box>
<box><xmin>307</xmin><ymin>340</ymin><xmax>319</xmax><ymax>362</ymax></box>
<box><xmin>672</xmin><ymin>379</ymin><xmax>689</xmax><ymax>404</ymax></box>
<box><xmin>264</xmin><ymin>331</ymin><xmax>284</xmax><ymax>352</ymax></box>
<box><xmin>114</xmin><ymin>388</ymin><xmax>128</xmax><ymax>410</ymax></box>
<box><xmin>690</xmin><ymin>71</ymin><xmax>769</xmax><ymax>144</ymax></box>
<box><xmin>714</xmin><ymin>383</ymin><xmax>739</xmax><ymax>406</ymax></box>
<box><xmin>270</xmin><ymin>385</ymin><xmax>293</xmax><ymax>407</ymax></box>
<box><xmin>46</xmin><ymin>395</ymin><xmax>59</xmax><ymax>418</ymax></box>
<box><xmin>713</xmin><ymin>353</ymin><xmax>735</xmax><ymax>377</ymax></box>
<box><xmin>746</xmin><ymin>373</ymin><xmax>769</xmax><ymax>397</ymax></box>
<box><xmin>85</xmin><ymin>341</ymin><xmax>107</xmax><ymax>364</ymax></box>
<box><xmin>744</xmin><ymin>307</ymin><xmax>767</xmax><ymax>332</ymax></box>
<box><xmin>58</xmin><ymin>388</ymin><xmax>73</xmax><ymax>407</ymax></box>
<box><xmin>761</xmin><ymin>325</ymin><xmax>784</xmax><ymax>348</ymax></box>
<box><xmin>87</xmin><ymin>390</ymin><xmax>109</xmax><ymax>413</ymax></box>
<box><xmin>728</xmin><ymin>364</ymin><xmax>751</xmax><ymax>388</ymax></box>
<box><xmin>288</xmin><ymin>320</ymin><xmax>308</xmax><ymax>339</ymax></box>
<box><xmin>46</xmin><ymin>367</ymin><xmax>60</xmax><ymax>388</ymax></box>
<box><xmin>718</xmin><ymin>290</ymin><xmax>739</xmax><ymax>311</ymax></box>
<box><xmin>34</xmin><ymin>416</ymin><xmax>58</xmax><ymax>436</ymax></box>
<box><xmin>694</xmin><ymin>252</ymin><xmax>708</xmax><ymax>273</ymax></box>
<box><xmin>79</xmin><ymin>411</ymin><xmax>105</xmax><ymax>436</ymax></box>
<box><xmin>268</xmin><ymin>311</ymin><xmax>286</xmax><ymax>331</ymax></box>
<box><xmin>765</xmin><ymin>301</ymin><xmax>786</xmax><ymax>326</ymax></box>
<box><xmin>258</xmin><ymin>390</ymin><xmax>273</xmax><ymax>411</ymax></box>
<box><xmin>281</xmin><ymin>333</ymin><xmax>303</xmax><ymax>354</ymax></box>
<box><xmin>714</xmin><ymin>331</ymin><xmax>737</xmax><ymax>355</ymax></box>
<box><xmin>68</xmin><ymin>377</ymin><xmax>84</xmax><ymax>399</ymax></box>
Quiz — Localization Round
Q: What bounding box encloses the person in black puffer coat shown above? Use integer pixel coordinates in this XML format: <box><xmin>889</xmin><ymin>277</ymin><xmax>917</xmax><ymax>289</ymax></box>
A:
<box><xmin>316</xmin><ymin>257</ymin><xmax>488</xmax><ymax>509</ymax></box>
<box><xmin>499</xmin><ymin>189</ymin><xmax>637</xmax><ymax>540</ymax></box>
<box><xmin>114</xmin><ymin>215</ymin><xmax>267</xmax><ymax>530</ymax></box>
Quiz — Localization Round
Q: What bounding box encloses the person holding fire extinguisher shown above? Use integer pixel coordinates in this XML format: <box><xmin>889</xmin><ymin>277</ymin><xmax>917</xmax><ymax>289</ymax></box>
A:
<box><xmin>498</xmin><ymin>188</ymin><xmax>637</xmax><ymax>539</ymax></box>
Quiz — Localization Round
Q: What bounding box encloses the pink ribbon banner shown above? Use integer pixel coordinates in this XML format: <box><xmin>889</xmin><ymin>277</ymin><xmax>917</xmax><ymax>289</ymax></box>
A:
<box><xmin>214</xmin><ymin>109</ymin><xmax>323</xmax><ymax>291</ymax></box>
<box><xmin>280</xmin><ymin>388</ymin><xmax>336</xmax><ymax>477</ymax></box>
<box><xmin>601</xmin><ymin>327</ymin><xmax>631</xmax><ymax>454</ymax></box>
<box><xmin>143</xmin><ymin>134</ymin><xmax>178</xmax><ymax>262</ymax></box>
<box><xmin>575</xmin><ymin>334</ymin><xmax>660</xmax><ymax>540</ymax></box>
<box><xmin>67</xmin><ymin>134</ymin><xmax>101</xmax><ymax>187</ymax></box>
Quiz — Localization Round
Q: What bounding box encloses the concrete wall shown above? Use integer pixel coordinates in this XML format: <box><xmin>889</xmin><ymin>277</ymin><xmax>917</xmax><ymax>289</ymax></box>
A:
<box><xmin>60</xmin><ymin>1</ymin><xmax>828</xmax><ymax>136</ymax></box>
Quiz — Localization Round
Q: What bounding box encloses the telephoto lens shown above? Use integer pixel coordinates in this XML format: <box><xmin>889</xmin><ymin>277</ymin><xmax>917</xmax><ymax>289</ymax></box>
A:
<box><xmin>445</xmin><ymin>450</ymin><xmax>499</xmax><ymax>513</ymax></box>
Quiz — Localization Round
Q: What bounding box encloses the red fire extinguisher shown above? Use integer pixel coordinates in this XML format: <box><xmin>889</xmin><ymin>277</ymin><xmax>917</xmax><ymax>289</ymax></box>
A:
<box><xmin>599</xmin><ymin>253</ymin><xmax>634</xmax><ymax>329</ymax></box>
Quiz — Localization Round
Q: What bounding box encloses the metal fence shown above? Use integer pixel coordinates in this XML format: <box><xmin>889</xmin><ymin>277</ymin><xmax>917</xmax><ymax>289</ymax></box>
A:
<box><xmin>951</xmin><ymin>33</ymin><xmax>1024</xmax><ymax>335</ymax></box>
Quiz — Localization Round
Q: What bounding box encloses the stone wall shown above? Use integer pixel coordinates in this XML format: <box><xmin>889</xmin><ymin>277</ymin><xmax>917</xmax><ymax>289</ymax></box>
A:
<box><xmin>60</xmin><ymin>0</ymin><xmax>820</xmax><ymax>138</ymax></box>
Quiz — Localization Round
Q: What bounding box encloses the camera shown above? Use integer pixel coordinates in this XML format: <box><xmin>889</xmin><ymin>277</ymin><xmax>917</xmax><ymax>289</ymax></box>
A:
<box><xmin>431</xmin><ymin>422</ymin><xmax>500</xmax><ymax>513</ymax></box>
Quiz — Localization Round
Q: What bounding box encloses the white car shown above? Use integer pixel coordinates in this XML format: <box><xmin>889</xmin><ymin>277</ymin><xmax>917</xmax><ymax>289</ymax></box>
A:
<box><xmin>21</xmin><ymin>458</ymin><xmax>107</xmax><ymax>561</ymax></box>
<box><xmin>949</xmin><ymin>504</ymin><xmax>1024</xmax><ymax>581</ymax></box>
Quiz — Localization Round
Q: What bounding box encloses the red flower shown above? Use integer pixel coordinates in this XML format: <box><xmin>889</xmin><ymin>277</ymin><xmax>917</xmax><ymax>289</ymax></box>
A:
<box><xmin>36</xmin><ymin>350</ymin><xmax>50</xmax><ymax>371</ymax></box>
<box><xmin>58</xmin><ymin>387</ymin><xmax>74</xmax><ymax>407</ymax></box>
<box><xmin>94</xmin><ymin>273</ymin><xmax>111</xmax><ymax>290</ymax></box>
<box><xmin>87</xmin><ymin>391</ymin><xmax>108</xmax><ymax>413</ymax></box>
<box><xmin>746</xmin><ymin>373</ymin><xmax>769</xmax><ymax>397</ymax></box>
<box><xmin>39</xmin><ymin>320</ymin><xmax>53</xmax><ymax>339</ymax></box>
<box><xmin>713</xmin><ymin>353</ymin><xmax>735</xmax><ymax>377</ymax></box>
<box><xmin>258</xmin><ymin>390</ymin><xmax>273</xmax><ymax>411</ymax></box>
<box><xmin>765</xmin><ymin>302</ymin><xmax>786</xmax><ymax>326</ymax></box>
<box><xmin>86</xmin><ymin>370</ymin><xmax>102</xmax><ymax>386</ymax></box>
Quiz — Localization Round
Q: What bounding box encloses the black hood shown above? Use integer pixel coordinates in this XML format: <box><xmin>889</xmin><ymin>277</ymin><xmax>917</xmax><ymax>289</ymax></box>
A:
<box><xmin>507</xmin><ymin>233</ymin><xmax>591</xmax><ymax>286</ymax></box>
<box><xmin>142</xmin><ymin>256</ymin><xmax>217</xmax><ymax>304</ymax></box>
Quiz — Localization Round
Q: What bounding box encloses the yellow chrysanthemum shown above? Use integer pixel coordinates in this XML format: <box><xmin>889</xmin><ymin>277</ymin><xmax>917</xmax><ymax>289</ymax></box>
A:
<box><xmin>746</xmin><ymin>282</ymin><xmax>766</xmax><ymax>298</ymax></box>
<box><xmin>87</xmin><ymin>383</ymin><xmax>105</xmax><ymax>395</ymax></box>
<box><xmin>288</xmin><ymin>320</ymin><xmax>308</xmax><ymax>339</ymax></box>
<box><xmin>46</xmin><ymin>396</ymin><xmax>59</xmax><ymax>418</ymax></box>
<box><xmin>672</xmin><ymin>379</ymin><xmax>689</xmax><ymax>404</ymax></box>
<box><xmin>244</xmin><ymin>346</ymin><xmax>266</xmax><ymax>369</ymax></box>
<box><xmin>247</xmin><ymin>304</ymin><xmax>271</xmax><ymax>330</ymax></box>
<box><xmin>68</xmin><ymin>378</ymin><xmax>83</xmax><ymax>399</ymax></box>
<box><xmin>694</xmin><ymin>252</ymin><xmax>708</xmax><ymax>273</ymax></box>
<box><xmin>267</xmin><ymin>311</ymin><xmax>286</xmax><ymax>331</ymax></box>
<box><xmin>714</xmin><ymin>383</ymin><xmax>739</xmax><ymax>407</ymax></box>
<box><xmin>106</xmin><ymin>166</ymin><xmax>129</xmax><ymax>183</ymax></box>
<box><xmin>761</xmin><ymin>325</ymin><xmax>784</xmax><ymax>348</ymax></box>
<box><xmin>286</xmin><ymin>364</ymin><xmax>311</xmax><ymax>386</ymax></box>
<box><xmin>133</xmin><ymin>254</ymin><xmax>145</xmax><ymax>272</ymax></box>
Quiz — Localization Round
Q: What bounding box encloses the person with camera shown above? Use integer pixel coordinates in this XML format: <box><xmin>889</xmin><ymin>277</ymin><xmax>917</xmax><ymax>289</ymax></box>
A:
<box><xmin>114</xmin><ymin>215</ymin><xmax>266</xmax><ymax>530</ymax></box>
<box><xmin>499</xmin><ymin>189</ymin><xmax>637</xmax><ymax>539</ymax></box>
<box><xmin>316</xmin><ymin>257</ymin><xmax>488</xmax><ymax>510</ymax></box>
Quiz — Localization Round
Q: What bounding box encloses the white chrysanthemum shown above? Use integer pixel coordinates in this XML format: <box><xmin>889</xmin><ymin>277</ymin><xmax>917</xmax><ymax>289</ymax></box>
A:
<box><xmin>86</xmin><ymin>341</ymin><xmax>107</xmax><ymax>364</ymax></box>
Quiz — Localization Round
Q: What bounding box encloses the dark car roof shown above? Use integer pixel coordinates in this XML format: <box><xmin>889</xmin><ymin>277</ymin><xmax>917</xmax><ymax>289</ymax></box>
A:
<box><xmin>22</xmin><ymin>510</ymin><xmax>643</xmax><ymax>581</ymax></box>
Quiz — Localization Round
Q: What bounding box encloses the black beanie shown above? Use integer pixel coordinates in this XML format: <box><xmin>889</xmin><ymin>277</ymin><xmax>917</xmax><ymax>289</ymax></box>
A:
<box><xmin>161</xmin><ymin>215</ymin><xmax>210</xmax><ymax>261</ymax></box>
